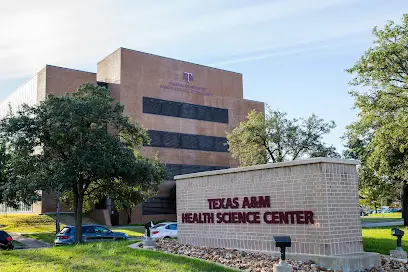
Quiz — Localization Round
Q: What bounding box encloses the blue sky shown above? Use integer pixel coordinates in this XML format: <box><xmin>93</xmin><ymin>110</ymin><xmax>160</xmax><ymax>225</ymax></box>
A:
<box><xmin>1</xmin><ymin>0</ymin><xmax>407</xmax><ymax>152</ymax></box>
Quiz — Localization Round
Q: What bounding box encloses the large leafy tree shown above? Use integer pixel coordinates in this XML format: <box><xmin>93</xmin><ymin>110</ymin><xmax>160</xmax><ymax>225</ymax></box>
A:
<box><xmin>227</xmin><ymin>107</ymin><xmax>338</xmax><ymax>166</ymax></box>
<box><xmin>0</xmin><ymin>83</ymin><xmax>165</xmax><ymax>241</ymax></box>
<box><xmin>346</xmin><ymin>14</ymin><xmax>408</xmax><ymax>225</ymax></box>
<box><xmin>343</xmin><ymin>135</ymin><xmax>395</xmax><ymax>210</ymax></box>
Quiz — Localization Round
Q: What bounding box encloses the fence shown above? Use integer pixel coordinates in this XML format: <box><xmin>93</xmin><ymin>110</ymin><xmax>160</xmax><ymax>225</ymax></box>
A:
<box><xmin>0</xmin><ymin>203</ymin><xmax>33</xmax><ymax>213</ymax></box>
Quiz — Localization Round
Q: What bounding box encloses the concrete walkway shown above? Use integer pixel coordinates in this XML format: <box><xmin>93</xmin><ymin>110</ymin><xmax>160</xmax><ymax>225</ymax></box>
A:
<box><xmin>361</xmin><ymin>220</ymin><xmax>404</xmax><ymax>228</ymax></box>
<box><xmin>10</xmin><ymin>233</ymin><xmax>51</xmax><ymax>249</ymax></box>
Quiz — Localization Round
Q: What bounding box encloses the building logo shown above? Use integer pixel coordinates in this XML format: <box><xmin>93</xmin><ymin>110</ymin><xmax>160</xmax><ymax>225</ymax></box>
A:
<box><xmin>183</xmin><ymin>72</ymin><xmax>194</xmax><ymax>83</ymax></box>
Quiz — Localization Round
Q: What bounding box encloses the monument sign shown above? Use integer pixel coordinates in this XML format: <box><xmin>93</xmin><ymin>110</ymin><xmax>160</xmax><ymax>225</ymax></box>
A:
<box><xmin>175</xmin><ymin>158</ymin><xmax>380</xmax><ymax>271</ymax></box>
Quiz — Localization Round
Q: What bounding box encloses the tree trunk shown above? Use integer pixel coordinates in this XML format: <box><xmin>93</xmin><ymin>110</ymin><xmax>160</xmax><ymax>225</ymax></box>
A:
<box><xmin>127</xmin><ymin>208</ymin><xmax>132</xmax><ymax>224</ymax></box>
<box><xmin>402</xmin><ymin>181</ymin><xmax>408</xmax><ymax>226</ymax></box>
<box><xmin>55</xmin><ymin>193</ymin><xmax>60</xmax><ymax>234</ymax></box>
<box><xmin>74</xmin><ymin>189</ymin><xmax>84</xmax><ymax>243</ymax></box>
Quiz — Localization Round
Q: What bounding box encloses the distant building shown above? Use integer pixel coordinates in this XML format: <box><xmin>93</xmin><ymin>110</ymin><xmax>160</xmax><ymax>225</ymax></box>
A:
<box><xmin>0</xmin><ymin>48</ymin><xmax>264</xmax><ymax>224</ymax></box>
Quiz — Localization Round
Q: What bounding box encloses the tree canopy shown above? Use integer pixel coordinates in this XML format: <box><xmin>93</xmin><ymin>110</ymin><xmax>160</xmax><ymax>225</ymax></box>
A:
<box><xmin>0</xmin><ymin>83</ymin><xmax>166</xmax><ymax>241</ymax></box>
<box><xmin>345</xmin><ymin>14</ymin><xmax>408</xmax><ymax>224</ymax></box>
<box><xmin>226</xmin><ymin>107</ymin><xmax>338</xmax><ymax>166</ymax></box>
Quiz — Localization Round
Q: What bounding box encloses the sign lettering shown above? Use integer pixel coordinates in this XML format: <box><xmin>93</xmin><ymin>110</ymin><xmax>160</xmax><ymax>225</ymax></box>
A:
<box><xmin>181</xmin><ymin>196</ymin><xmax>315</xmax><ymax>225</ymax></box>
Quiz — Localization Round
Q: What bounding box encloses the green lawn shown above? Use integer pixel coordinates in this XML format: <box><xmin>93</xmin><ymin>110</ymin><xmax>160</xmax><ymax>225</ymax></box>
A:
<box><xmin>0</xmin><ymin>241</ymin><xmax>235</xmax><ymax>272</ymax></box>
<box><xmin>111</xmin><ymin>226</ymin><xmax>145</xmax><ymax>237</ymax></box>
<box><xmin>0</xmin><ymin>214</ymin><xmax>95</xmax><ymax>233</ymax></box>
<box><xmin>0</xmin><ymin>214</ymin><xmax>58</xmax><ymax>233</ymax></box>
<box><xmin>361</xmin><ymin>212</ymin><xmax>403</xmax><ymax>222</ymax></box>
<box><xmin>23</xmin><ymin>233</ymin><xmax>56</xmax><ymax>244</ymax></box>
<box><xmin>362</xmin><ymin>225</ymin><xmax>408</xmax><ymax>255</ymax></box>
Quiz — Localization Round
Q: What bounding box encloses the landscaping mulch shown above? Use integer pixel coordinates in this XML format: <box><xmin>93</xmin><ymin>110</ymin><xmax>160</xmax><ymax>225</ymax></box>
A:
<box><xmin>156</xmin><ymin>240</ymin><xmax>408</xmax><ymax>272</ymax></box>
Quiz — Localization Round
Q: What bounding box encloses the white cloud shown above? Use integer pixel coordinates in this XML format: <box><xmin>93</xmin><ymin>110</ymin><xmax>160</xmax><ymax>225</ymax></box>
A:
<box><xmin>209</xmin><ymin>38</ymin><xmax>368</xmax><ymax>66</ymax></box>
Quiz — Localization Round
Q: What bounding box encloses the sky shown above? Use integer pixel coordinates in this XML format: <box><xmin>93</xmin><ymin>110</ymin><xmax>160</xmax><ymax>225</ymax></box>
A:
<box><xmin>1</xmin><ymin>0</ymin><xmax>407</xmax><ymax>153</ymax></box>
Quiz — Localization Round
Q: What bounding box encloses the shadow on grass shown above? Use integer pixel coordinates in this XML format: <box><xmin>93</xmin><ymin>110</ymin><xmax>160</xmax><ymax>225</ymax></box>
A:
<box><xmin>23</xmin><ymin>232</ymin><xmax>55</xmax><ymax>244</ymax></box>
<box><xmin>363</xmin><ymin>237</ymin><xmax>408</xmax><ymax>255</ymax></box>
<box><xmin>362</xmin><ymin>225</ymin><xmax>408</xmax><ymax>255</ymax></box>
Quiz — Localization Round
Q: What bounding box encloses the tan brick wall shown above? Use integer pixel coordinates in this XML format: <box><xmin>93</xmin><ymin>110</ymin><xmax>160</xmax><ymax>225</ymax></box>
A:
<box><xmin>45</xmin><ymin>65</ymin><xmax>96</xmax><ymax>97</ymax></box>
<box><xmin>176</xmin><ymin>158</ymin><xmax>363</xmax><ymax>256</ymax></box>
<box><xmin>36</xmin><ymin>67</ymin><xmax>47</xmax><ymax>102</ymax></box>
<box><xmin>41</xmin><ymin>193</ymin><xmax>72</xmax><ymax>214</ymax></box>
<box><xmin>97</xmin><ymin>48</ymin><xmax>264</xmax><ymax>169</ymax></box>
<box><xmin>117</xmin><ymin>205</ymin><xmax>177</xmax><ymax>225</ymax></box>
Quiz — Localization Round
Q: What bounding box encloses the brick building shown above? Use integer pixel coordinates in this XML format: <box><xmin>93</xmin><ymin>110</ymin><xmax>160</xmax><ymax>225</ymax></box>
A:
<box><xmin>0</xmin><ymin>48</ymin><xmax>264</xmax><ymax>224</ymax></box>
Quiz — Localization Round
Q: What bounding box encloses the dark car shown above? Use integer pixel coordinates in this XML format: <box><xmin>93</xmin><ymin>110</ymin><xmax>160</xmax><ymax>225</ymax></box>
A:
<box><xmin>0</xmin><ymin>230</ymin><xmax>14</xmax><ymax>250</ymax></box>
<box><xmin>55</xmin><ymin>224</ymin><xmax>128</xmax><ymax>246</ymax></box>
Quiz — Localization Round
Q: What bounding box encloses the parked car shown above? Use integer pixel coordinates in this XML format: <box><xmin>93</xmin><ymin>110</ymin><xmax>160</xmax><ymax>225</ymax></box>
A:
<box><xmin>149</xmin><ymin>222</ymin><xmax>178</xmax><ymax>239</ymax></box>
<box><xmin>55</xmin><ymin>224</ymin><xmax>128</xmax><ymax>246</ymax></box>
<box><xmin>0</xmin><ymin>230</ymin><xmax>14</xmax><ymax>250</ymax></box>
<box><xmin>360</xmin><ymin>209</ymin><xmax>368</xmax><ymax>216</ymax></box>
<box><xmin>390</xmin><ymin>208</ymin><xmax>402</xmax><ymax>212</ymax></box>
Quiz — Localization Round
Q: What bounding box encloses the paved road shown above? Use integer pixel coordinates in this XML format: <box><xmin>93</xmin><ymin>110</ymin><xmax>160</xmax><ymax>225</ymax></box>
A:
<box><xmin>361</xmin><ymin>220</ymin><xmax>404</xmax><ymax>228</ymax></box>
<box><xmin>10</xmin><ymin>233</ymin><xmax>50</xmax><ymax>249</ymax></box>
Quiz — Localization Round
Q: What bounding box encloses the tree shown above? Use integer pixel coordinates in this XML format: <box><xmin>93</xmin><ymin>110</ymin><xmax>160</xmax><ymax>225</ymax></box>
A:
<box><xmin>0</xmin><ymin>83</ymin><xmax>166</xmax><ymax>241</ymax></box>
<box><xmin>226</xmin><ymin>107</ymin><xmax>337</xmax><ymax>166</ymax></box>
<box><xmin>59</xmin><ymin>154</ymin><xmax>165</xmax><ymax>225</ymax></box>
<box><xmin>346</xmin><ymin>14</ymin><xmax>408</xmax><ymax>225</ymax></box>
<box><xmin>344</xmin><ymin>125</ymin><xmax>400</xmax><ymax>210</ymax></box>
<box><xmin>309</xmin><ymin>143</ymin><xmax>341</xmax><ymax>158</ymax></box>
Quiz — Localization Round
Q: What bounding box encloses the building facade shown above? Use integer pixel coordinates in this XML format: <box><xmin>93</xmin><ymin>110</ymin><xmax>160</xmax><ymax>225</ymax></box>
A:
<box><xmin>0</xmin><ymin>48</ymin><xmax>264</xmax><ymax>224</ymax></box>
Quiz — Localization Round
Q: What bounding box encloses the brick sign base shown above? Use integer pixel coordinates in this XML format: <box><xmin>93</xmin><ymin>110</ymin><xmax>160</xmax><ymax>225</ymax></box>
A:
<box><xmin>175</xmin><ymin>158</ymin><xmax>364</xmax><ymax>256</ymax></box>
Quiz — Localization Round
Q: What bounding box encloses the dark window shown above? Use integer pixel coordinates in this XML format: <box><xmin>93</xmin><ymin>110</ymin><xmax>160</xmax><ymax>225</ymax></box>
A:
<box><xmin>59</xmin><ymin>227</ymin><xmax>71</xmax><ymax>235</ymax></box>
<box><xmin>95</xmin><ymin>226</ymin><xmax>110</xmax><ymax>234</ymax></box>
<box><xmin>180</xmin><ymin>134</ymin><xmax>198</xmax><ymax>150</ymax></box>
<box><xmin>145</xmin><ymin>130</ymin><xmax>228</xmax><ymax>153</ymax></box>
<box><xmin>198</xmin><ymin>135</ymin><xmax>214</xmax><ymax>151</ymax></box>
<box><xmin>198</xmin><ymin>165</ymin><xmax>214</xmax><ymax>172</ymax></box>
<box><xmin>162</xmin><ymin>101</ymin><xmax>180</xmax><ymax>117</ymax></box>
<box><xmin>214</xmin><ymin>137</ymin><xmax>229</xmax><ymax>152</ymax></box>
<box><xmin>142</xmin><ymin>197</ymin><xmax>176</xmax><ymax>215</ymax></box>
<box><xmin>167</xmin><ymin>224</ymin><xmax>177</xmax><ymax>230</ymax></box>
<box><xmin>213</xmin><ymin>108</ymin><xmax>229</xmax><ymax>123</ymax></box>
<box><xmin>162</xmin><ymin>132</ymin><xmax>180</xmax><ymax>148</ymax></box>
<box><xmin>82</xmin><ymin>226</ymin><xmax>95</xmax><ymax>234</ymax></box>
<box><xmin>164</xmin><ymin>164</ymin><xmax>229</xmax><ymax>180</ymax></box>
<box><xmin>0</xmin><ymin>231</ymin><xmax>7</xmax><ymax>240</ymax></box>
<box><xmin>196</xmin><ymin>106</ymin><xmax>207</xmax><ymax>121</ymax></box>
<box><xmin>97</xmin><ymin>81</ymin><xmax>108</xmax><ymax>88</ymax></box>
<box><xmin>180</xmin><ymin>103</ymin><xmax>197</xmax><ymax>119</ymax></box>
<box><xmin>143</xmin><ymin>97</ymin><xmax>228</xmax><ymax>124</ymax></box>
<box><xmin>164</xmin><ymin>164</ymin><xmax>182</xmax><ymax>180</ymax></box>
<box><xmin>147</xmin><ymin>131</ymin><xmax>162</xmax><ymax>147</ymax></box>
<box><xmin>181</xmin><ymin>165</ymin><xmax>200</xmax><ymax>175</ymax></box>
<box><xmin>143</xmin><ymin>97</ymin><xmax>162</xmax><ymax>115</ymax></box>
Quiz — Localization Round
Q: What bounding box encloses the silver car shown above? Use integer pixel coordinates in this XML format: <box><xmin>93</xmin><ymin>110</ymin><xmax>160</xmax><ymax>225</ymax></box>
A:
<box><xmin>55</xmin><ymin>224</ymin><xmax>128</xmax><ymax>245</ymax></box>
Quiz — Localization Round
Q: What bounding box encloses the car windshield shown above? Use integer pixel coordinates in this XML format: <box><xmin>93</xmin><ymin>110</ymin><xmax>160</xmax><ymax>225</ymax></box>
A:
<box><xmin>151</xmin><ymin>223</ymin><xmax>167</xmax><ymax>229</ymax></box>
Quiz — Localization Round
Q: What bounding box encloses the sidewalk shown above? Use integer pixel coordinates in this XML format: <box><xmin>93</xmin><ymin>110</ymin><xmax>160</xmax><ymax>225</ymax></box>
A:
<box><xmin>10</xmin><ymin>233</ymin><xmax>51</xmax><ymax>249</ymax></box>
<box><xmin>361</xmin><ymin>220</ymin><xmax>404</xmax><ymax>228</ymax></box>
